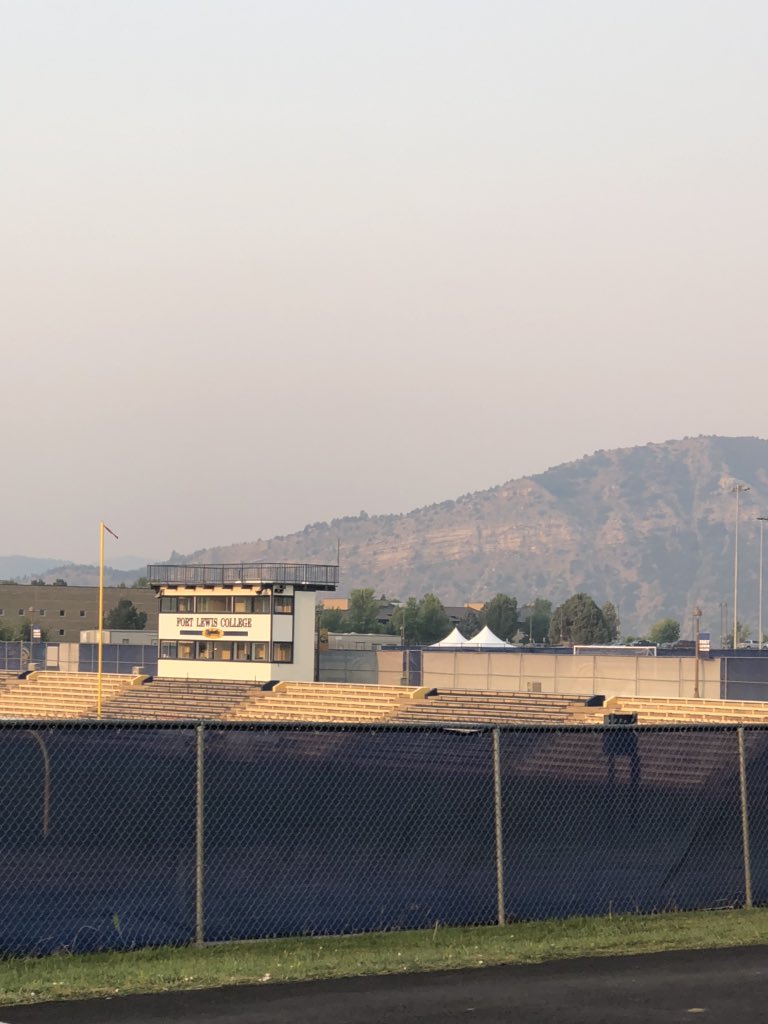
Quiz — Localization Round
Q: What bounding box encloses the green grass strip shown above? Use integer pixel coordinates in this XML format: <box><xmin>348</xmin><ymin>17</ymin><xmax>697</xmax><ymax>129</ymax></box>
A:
<box><xmin>3</xmin><ymin>909</ymin><xmax>768</xmax><ymax>1007</ymax></box>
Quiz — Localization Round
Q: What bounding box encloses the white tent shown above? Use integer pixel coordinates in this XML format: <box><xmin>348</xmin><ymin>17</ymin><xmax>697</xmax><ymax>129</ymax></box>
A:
<box><xmin>461</xmin><ymin>625</ymin><xmax>517</xmax><ymax>648</ymax></box>
<box><xmin>430</xmin><ymin>627</ymin><xmax>470</xmax><ymax>648</ymax></box>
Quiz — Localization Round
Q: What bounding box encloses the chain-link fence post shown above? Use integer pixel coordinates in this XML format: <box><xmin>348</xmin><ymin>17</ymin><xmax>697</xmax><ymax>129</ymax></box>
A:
<box><xmin>492</xmin><ymin>727</ymin><xmax>505</xmax><ymax>925</ymax></box>
<box><xmin>196</xmin><ymin>724</ymin><xmax>205</xmax><ymax>944</ymax></box>
<box><xmin>737</xmin><ymin>726</ymin><xmax>753</xmax><ymax>909</ymax></box>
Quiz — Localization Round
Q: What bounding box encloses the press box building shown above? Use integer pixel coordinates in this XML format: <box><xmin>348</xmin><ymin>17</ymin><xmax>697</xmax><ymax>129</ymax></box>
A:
<box><xmin>147</xmin><ymin>562</ymin><xmax>339</xmax><ymax>682</ymax></box>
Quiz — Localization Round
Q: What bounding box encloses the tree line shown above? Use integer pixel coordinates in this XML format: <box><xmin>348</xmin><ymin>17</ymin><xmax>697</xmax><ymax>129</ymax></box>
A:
<box><xmin>319</xmin><ymin>589</ymin><xmax>628</xmax><ymax>646</ymax></box>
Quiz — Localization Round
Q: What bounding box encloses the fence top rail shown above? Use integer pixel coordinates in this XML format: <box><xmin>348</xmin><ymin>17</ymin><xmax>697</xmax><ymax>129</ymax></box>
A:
<box><xmin>147</xmin><ymin>563</ymin><xmax>339</xmax><ymax>590</ymax></box>
<box><xmin>0</xmin><ymin>717</ymin><xmax>767</xmax><ymax>734</ymax></box>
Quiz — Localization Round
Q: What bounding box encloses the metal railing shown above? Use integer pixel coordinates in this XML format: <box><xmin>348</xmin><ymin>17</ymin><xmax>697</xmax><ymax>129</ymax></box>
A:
<box><xmin>147</xmin><ymin>563</ymin><xmax>339</xmax><ymax>589</ymax></box>
<box><xmin>0</xmin><ymin>720</ymin><xmax>765</xmax><ymax>957</ymax></box>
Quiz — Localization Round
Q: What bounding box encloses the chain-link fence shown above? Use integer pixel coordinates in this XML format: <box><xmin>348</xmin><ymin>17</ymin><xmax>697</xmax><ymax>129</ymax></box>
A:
<box><xmin>0</xmin><ymin>720</ymin><xmax>766</xmax><ymax>957</ymax></box>
<box><xmin>0</xmin><ymin>643</ymin><xmax>158</xmax><ymax>675</ymax></box>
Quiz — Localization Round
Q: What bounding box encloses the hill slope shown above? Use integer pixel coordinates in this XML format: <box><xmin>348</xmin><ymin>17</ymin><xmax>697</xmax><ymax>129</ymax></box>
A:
<box><xmin>177</xmin><ymin>436</ymin><xmax>768</xmax><ymax>634</ymax></box>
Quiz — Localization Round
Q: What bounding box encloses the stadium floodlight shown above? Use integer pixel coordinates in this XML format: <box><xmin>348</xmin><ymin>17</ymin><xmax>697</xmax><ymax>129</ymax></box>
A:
<box><xmin>758</xmin><ymin>516</ymin><xmax>768</xmax><ymax>650</ymax></box>
<box><xmin>731</xmin><ymin>484</ymin><xmax>750</xmax><ymax>649</ymax></box>
<box><xmin>97</xmin><ymin>522</ymin><xmax>118</xmax><ymax>719</ymax></box>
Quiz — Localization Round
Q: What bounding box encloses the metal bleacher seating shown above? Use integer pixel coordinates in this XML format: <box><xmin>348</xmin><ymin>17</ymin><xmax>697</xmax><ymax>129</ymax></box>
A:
<box><xmin>389</xmin><ymin>688</ymin><xmax>591</xmax><ymax>725</ymax></box>
<box><xmin>569</xmin><ymin>694</ymin><xmax>768</xmax><ymax>726</ymax></box>
<box><xmin>0</xmin><ymin>671</ymin><xmax>142</xmax><ymax>719</ymax></box>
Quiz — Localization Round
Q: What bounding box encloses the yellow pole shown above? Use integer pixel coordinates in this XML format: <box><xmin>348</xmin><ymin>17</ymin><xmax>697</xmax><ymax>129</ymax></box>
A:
<box><xmin>98</xmin><ymin>521</ymin><xmax>104</xmax><ymax>719</ymax></box>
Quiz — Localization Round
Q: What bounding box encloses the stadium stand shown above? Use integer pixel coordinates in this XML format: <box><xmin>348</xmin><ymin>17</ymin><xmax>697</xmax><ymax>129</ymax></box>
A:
<box><xmin>0</xmin><ymin>671</ymin><xmax>143</xmax><ymax>719</ymax></box>
<box><xmin>231</xmin><ymin>681</ymin><xmax>431</xmax><ymax>722</ymax></box>
<box><xmin>390</xmin><ymin>688</ymin><xmax>592</xmax><ymax>725</ymax></box>
<box><xmin>569</xmin><ymin>694</ymin><xmax>768</xmax><ymax>725</ymax></box>
<box><xmin>98</xmin><ymin>677</ymin><xmax>263</xmax><ymax>720</ymax></box>
<box><xmin>99</xmin><ymin>679</ymin><xmax>429</xmax><ymax>722</ymax></box>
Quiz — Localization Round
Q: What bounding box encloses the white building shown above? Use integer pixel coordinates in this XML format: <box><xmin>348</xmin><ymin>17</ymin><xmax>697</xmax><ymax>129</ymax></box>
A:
<box><xmin>147</xmin><ymin>562</ymin><xmax>338</xmax><ymax>682</ymax></box>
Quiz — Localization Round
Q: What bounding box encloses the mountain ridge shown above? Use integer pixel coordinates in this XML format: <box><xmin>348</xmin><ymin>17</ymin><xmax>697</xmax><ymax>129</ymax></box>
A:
<box><xmin>177</xmin><ymin>435</ymin><xmax>768</xmax><ymax>634</ymax></box>
<box><xmin>12</xmin><ymin>436</ymin><xmax>768</xmax><ymax>634</ymax></box>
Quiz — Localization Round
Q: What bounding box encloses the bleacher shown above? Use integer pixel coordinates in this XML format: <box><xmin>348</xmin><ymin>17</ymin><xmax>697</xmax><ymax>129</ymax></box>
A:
<box><xmin>231</xmin><ymin>681</ymin><xmax>430</xmax><ymax>723</ymax></box>
<box><xmin>0</xmin><ymin>671</ymin><xmax>141</xmax><ymax>719</ymax></box>
<box><xmin>97</xmin><ymin>677</ymin><xmax>264</xmax><ymax>720</ymax></box>
<box><xmin>389</xmin><ymin>688</ymin><xmax>591</xmax><ymax>725</ymax></box>
<box><xmin>569</xmin><ymin>694</ymin><xmax>768</xmax><ymax>725</ymax></box>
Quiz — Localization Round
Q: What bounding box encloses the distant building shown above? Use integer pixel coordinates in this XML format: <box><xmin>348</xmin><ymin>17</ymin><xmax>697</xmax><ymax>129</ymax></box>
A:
<box><xmin>148</xmin><ymin>562</ymin><xmax>339</xmax><ymax>681</ymax></box>
<box><xmin>80</xmin><ymin>629</ymin><xmax>158</xmax><ymax>646</ymax></box>
<box><xmin>0</xmin><ymin>583</ymin><xmax>157</xmax><ymax>643</ymax></box>
<box><xmin>326</xmin><ymin>632</ymin><xmax>398</xmax><ymax>651</ymax></box>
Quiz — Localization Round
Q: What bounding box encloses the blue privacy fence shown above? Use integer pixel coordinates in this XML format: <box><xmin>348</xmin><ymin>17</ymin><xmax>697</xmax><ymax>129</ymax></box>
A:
<box><xmin>0</xmin><ymin>720</ymin><xmax>764</xmax><ymax>957</ymax></box>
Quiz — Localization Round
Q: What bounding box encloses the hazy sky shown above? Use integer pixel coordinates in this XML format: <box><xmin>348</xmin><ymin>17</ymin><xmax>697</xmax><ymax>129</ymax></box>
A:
<box><xmin>3</xmin><ymin>1</ymin><xmax>767</xmax><ymax>565</ymax></box>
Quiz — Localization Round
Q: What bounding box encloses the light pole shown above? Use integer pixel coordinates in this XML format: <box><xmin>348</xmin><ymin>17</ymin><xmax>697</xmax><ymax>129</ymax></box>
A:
<box><xmin>758</xmin><ymin>517</ymin><xmax>768</xmax><ymax>650</ymax></box>
<box><xmin>692</xmin><ymin>605</ymin><xmax>702</xmax><ymax>698</ymax></box>
<box><xmin>732</xmin><ymin>484</ymin><xmax>750</xmax><ymax>649</ymax></box>
<box><xmin>718</xmin><ymin>601</ymin><xmax>728</xmax><ymax>648</ymax></box>
<box><xmin>97</xmin><ymin>522</ymin><xmax>119</xmax><ymax>719</ymax></box>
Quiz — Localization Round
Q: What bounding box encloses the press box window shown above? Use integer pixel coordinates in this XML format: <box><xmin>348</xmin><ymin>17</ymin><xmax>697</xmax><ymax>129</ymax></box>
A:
<box><xmin>178</xmin><ymin>641</ymin><xmax>194</xmax><ymax>660</ymax></box>
<box><xmin>177</xmin><ymin>597</ymin><xmax>194</xmax><ymax>613</ymax></box>
<box><xmin>160</xmin><ymin>641</ymin><xmax>178</xmax><ymax>659</ymax></box>
<box><xmin>196</xmin><ymin>596</ymin><xmax>230</xmax><ymax>613</ymax></box>
<box><xmin>233</xmin><ymin>596</ymin><xmax>255</xmax><ymax>613</ymax></box>
<box><xmin>160</xmin><ymin>597</ymin><xmax>178</xmax><ymax>613</ymax></box>
<box><xmin>213</xmin><ymin>643</ymin><xmax>233</xmax><ymax>661</ymax></box>
<box><xmin>252</xmin><ymin>595</ymin><xmax>271</xmax><ymax>614</ymax></box>
<box><xmin>273</xmin><ymin>642</ymin><xmax>293</xmax><ymax>663</ymax></box>
<box><xmin>252</xmin><ymin>642</ymin><xmax>268</xmax><ymax>662</ymax></box>
<box><xmin>274</xmin><ymin>596</ymin><xmax>294</xmax><ymax>615</ymax></box>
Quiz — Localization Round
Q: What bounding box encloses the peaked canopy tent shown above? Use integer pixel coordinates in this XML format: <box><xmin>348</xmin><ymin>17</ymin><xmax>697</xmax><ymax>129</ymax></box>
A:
<box><xmin>430</xmin><ymin>627</ymin><xmax>470</xmax><ymax>648</ymax></box>
<box><xmin>461</xmin><ymin>625</ymin><xmax>517</xmax><ymax>648</ymax></box>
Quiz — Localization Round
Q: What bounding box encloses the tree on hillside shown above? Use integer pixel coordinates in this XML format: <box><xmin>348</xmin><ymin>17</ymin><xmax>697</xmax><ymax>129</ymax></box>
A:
<box><xmin>105</xmin><ymin>599</ymin><xmax>147</xmax><ymax>630</ymax></box>
<box><xmin>390</xmin><ymin>597</ymin><xmax>420</xmax><ymax>645</ymax></box>
<box><xmin>417</xmin><ymin>593</ymin><xmax>451</xmax><ymax>645</ymax></box>
<box><xmin>458</xmin><ymin>608</ymin><xmax>481</xmax><ymax>639</ymax></box>
<box><xmin>724</xmin><ymin>622</ymin><xmax>750</xmax><ymax>648</ymax></box>
<box><xmin>602</xmin><ymin>602</ymin><xmax>620</xmax><ymax>641</ymax></box>
<box><xmin>523</xmin><ymin>597</ymin><xmax>552</xmax><ymax>643</ymax></box>
<box><xmin>345</xmin><ymin>588</ymin><xmax>380</xmax><ymax>634</ymax></box>
<box><xmin>481</xmin><ymin>594</ymin><xmax>518</xmax><ymax>642</ymax></box>
<box><xmin>648</xmin><ymin>618</ymin><xmax>680</xmax><ymax>645</ymax></box>
<box><xmin>318</xmin><ymin>606</ymin><xmax>347</xmax><ymax>632</ymax></box>
<box><xmin>132</xmin><ymin>577</ymin><xmax>149</xmax><ymax>589</ymax></box>
<box><xmin>550</xmin><ymin>593</ymin><xmax>611</xmax><ymax>645</ymax></box>
<box><xmin>18</xmin><ymin>621</ymin><xmax>49</xmax><ymax>642</ymax></box>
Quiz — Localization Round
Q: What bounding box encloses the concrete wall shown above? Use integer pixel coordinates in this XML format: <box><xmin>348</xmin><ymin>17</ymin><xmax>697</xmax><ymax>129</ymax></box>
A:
<box><xmin>377</xmin><ymin>649</ymin><xmax>722</xmax><ymax>699</ymax></box>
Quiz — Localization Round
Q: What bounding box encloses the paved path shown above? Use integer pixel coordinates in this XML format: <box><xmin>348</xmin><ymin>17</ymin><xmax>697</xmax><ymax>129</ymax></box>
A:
<box><xmin>2</xmin><ymin>946</ymin><xmax>767</xmax><ymax>1023</ymax></box>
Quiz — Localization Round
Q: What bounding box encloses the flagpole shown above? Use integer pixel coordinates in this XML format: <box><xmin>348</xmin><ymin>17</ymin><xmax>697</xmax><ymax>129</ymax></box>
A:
<box><xmin>98</xmin><ymin>522</ymin><xmax>105</xmax><ymax>719</ymax></box>
<box><xmin>97</xmin><ymin>521</ymin><xmax>118</xmax><ymax>720</ymax></box>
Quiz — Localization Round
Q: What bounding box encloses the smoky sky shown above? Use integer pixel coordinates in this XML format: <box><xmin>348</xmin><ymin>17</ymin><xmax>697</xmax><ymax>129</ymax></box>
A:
<box><xmin>3</xmin><ymin>1</ymin><xmax>767</xmax><ymax>563</ymax></box>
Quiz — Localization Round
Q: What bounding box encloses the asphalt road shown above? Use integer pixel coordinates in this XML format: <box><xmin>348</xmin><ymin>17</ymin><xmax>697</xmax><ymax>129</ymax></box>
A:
<box><xmin>2</xmin><ymin>946</ymin><xmax>767</xmax><ymax>1023</ymax></box>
